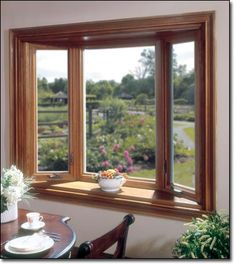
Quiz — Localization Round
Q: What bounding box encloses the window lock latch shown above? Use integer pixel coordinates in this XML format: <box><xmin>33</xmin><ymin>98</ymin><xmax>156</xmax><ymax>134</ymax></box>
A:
<box><xmin>49</xmin><ymin>173</ymin><xmax>63</xmax><ymax>179</ymax></box>
<box><xmin>170</xmin><ymin>184</ymin><xmax>183</xmax><ymax>195</ymax></box>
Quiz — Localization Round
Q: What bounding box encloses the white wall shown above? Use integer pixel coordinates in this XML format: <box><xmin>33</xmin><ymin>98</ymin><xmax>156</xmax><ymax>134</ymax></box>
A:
<box><xmin>1</xmin><ymin>1</ymin><xmax>229</xmax><ymax>258</ymax></box>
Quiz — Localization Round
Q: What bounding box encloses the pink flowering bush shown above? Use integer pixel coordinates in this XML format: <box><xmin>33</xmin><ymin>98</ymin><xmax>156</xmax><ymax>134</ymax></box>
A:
<box><xmin>86</xmin><ymin>114</ymin><xmax>156</xmax><ymax>173</ymax></box>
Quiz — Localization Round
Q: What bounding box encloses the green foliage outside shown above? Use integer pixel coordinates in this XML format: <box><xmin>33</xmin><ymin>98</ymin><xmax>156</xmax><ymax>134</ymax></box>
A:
<box><xmin>172</xmin><ymin>212</ymin><xmax>230</xmax><ymax>259</ymax></box>
<box><xmin>37</xmin><ymin>48</ymin><xmax>196</xmax><ymax>186</ymax></box>
<box><xmin>86</xmin><ymin>113</ymin><xmax>156</xmax><ymax>177</ymax></box>
<box><xmin>174</xmin><ymin>113</ymin><xmax>195</xmax><ymax>122</ymax></box>
<box><xmin>38</xmin><ymin>138</ymin><xmax>68</xmax><ymax>171</ymax></box>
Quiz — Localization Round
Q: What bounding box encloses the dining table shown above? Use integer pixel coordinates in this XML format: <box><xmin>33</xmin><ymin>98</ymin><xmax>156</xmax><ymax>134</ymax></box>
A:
<box><xmin>1</xmin><ymin>208</ymin><xmax>77</xmax><ymax>259</ymax></box>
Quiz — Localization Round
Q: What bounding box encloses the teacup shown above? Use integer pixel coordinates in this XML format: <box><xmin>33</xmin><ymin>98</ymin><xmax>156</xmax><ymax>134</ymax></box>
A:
<box><xmin>26</xmin><ymin>212</ymin><xmax>43</xmax><ymax>227</ymax></box>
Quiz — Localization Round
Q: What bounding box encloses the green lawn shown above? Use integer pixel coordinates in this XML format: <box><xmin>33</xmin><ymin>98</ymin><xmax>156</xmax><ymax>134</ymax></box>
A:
<box><xmin>184</xmin><ymin>127</ymin><xmax>195</xmax><ymax>142</ymax></box>
<box><xmin>38</xmin><ymin>105</ymin><xmax>68</xmax><ymax>111</ymax></box>
<box><xmin>130</xmin><ymin>168</ymin><xmax>156</xmax><ymax>179</ymax></box>
<box><xmin>130</xmin><ymin>159</ymin><xmax>195</xmax><ymax>188</ymax></box>
<box><xmin>174</xmin><ymin>159</ymin><xmax>195</xmax><ymax>188</ymax></box>
<box><xmin>38</xmin><ymin>105</ymin><xmax>68</xmax><ymax>123</ymax></box>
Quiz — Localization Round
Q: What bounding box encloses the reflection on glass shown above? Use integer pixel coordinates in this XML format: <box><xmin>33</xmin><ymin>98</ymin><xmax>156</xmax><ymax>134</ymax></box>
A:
<box><xmin>84</xmin><ymin>47</ymin><xmax>156</xmax><ymax>179</ymax></box>
<box><xmin>36</xmin><ymin>50</ymin><xmax>69</xmax><ymax>171</ymax></box>
<box><xmin>172</xmin><ymin>42</ymin><xmax>195</xmax><ymax>189</ymax></box>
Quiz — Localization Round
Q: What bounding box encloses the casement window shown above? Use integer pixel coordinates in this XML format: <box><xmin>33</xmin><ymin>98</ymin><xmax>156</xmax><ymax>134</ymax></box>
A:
<box><xmin>10</xmin><ymin>12</ymin><xmax>214</xmax><ymax>219</ymax></box>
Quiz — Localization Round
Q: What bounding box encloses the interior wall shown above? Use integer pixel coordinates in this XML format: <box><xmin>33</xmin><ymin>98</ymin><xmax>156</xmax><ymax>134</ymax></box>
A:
<box><xmin>1</xmin><ymin>1</ymin><xmax>229</xmax><ymax>258</ymax></box>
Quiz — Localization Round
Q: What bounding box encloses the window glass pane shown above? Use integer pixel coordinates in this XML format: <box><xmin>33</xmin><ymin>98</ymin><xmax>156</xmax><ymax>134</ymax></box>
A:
<box><xmin>36</xmin><ymin>50</ymin><xmax>69</xmax><ymax>171</ymax></box>
<box><xmin>171</xmin><ymin>42</ymin><xmax>195</xmax><ymax>189</ymax></box>
<box><xmin>84</xmin><ymin>47</ymin><xmax>156</xmax><ymax>180</ymax></box>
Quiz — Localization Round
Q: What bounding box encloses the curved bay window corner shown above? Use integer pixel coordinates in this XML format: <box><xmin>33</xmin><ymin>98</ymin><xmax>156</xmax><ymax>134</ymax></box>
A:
<box><xmin>10</xmin><ymin>11</ymin><xmax>215</xmax><ymax>220</ymax></box>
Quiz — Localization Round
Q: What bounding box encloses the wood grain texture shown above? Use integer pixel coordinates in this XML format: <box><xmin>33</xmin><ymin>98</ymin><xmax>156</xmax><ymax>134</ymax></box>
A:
<box><xmin>9</xmin><ymin>12</ymin><xmax>215</xmax><ymax>219</ymax></box>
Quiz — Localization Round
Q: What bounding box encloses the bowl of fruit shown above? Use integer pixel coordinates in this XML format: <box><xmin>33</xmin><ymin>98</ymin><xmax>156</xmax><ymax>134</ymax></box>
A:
<box><xmin>93</xmin><ymin>169</ymin><xmax>128</xmax><ymax>192</ymax></box>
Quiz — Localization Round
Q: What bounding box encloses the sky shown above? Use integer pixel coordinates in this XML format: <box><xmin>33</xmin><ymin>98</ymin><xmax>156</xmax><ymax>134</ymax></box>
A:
<box><xmin>36</xmin><ymin>42</ymin><xmax>194</xmax><ymax>83</ymax></box>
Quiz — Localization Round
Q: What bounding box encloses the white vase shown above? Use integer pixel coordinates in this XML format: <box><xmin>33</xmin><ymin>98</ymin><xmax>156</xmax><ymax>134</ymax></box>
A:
<box><xmin>1</xmin><ymin>203</ymin><xmax>18</xmax><ymax>223</ymax></box>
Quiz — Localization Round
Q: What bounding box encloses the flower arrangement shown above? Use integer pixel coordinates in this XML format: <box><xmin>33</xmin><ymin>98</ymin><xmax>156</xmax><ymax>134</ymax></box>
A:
<box><xmin>93</xmin><ymin>169</ymin><xmax>128</xmax><ymax>181</ymax></box>
<box><xmin>172</xmin><ymin>212</ymin><xmax>230</xmax><ymax>259</ymax></box>
<box><xmin>92</xmin><ymin>169</ymin><xmax>128</xmax><ymax>192</ymax></box>
<box><xmin>1</xmin><ymin>165</ymin><xmax>33</xmax><ymax>213</ymax></box>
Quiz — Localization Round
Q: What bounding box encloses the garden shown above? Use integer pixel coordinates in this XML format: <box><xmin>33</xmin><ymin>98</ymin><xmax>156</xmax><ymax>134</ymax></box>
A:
<box><xmin>37</xmin><ymin>47</ymin><xmax>195</xmax><ymax>188</ymax></box>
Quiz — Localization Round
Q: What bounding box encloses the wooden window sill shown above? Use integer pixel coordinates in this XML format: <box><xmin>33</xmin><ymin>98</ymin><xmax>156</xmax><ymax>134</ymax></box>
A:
<box><xmin>32</xmin><ymin>181</ymin><xmax>209</xmax><ymax>221</ymax></box>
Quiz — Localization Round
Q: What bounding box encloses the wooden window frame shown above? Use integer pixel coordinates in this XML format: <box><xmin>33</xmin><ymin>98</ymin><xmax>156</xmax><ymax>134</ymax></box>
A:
<box><xmin>9</xmin><ymin>12</ymin><xmax>215</xmax><ymax>219</ymax></box>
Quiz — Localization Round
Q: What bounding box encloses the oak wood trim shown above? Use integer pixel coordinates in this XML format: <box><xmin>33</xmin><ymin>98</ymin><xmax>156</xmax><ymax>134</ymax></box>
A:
<box><xmin>31</xmin><ymin>181</ymin><xmax>211</xmax><ymax>221</ymax></box>
<box><xmin>9</xmin><ymin>12</ymin><xmax>215</xmax><ymax>217</ymax></box>
<box><xmin>10</xmin><ymin>12</ymin><xmax>212</xmax><ymax>38</ymax></box>
<box><xmin>68</xmin><ymin>48</ymin><xmax>81</xmax><ymax>179</ymax></box>
<box><xmin>9</xmin><ymin>31</ymin><xmax>16</xmax><ymax>166</ymax></box>
<box><xmin>204</xmin><ymin>13</ymin><xmax>215</xmax><ymax>211</ymax></box>
<box><xmin>156</xmin><ymin>40</ymin><xmax>165</xmax><ymax>190</ymax></box>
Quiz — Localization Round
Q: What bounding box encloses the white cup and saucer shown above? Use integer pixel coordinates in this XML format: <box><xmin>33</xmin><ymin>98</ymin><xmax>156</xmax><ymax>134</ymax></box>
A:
<box><xmin>21</xmin><ymin>212</ymin><xmax>45</xmax><ymax>231</ymax></box>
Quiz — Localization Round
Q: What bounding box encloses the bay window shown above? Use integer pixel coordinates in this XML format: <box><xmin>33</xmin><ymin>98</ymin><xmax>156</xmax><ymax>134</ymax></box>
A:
<box><xmin>10</xmin><ymin>12</ymin><xmax>215</xmax><ymax>219</ymax></box>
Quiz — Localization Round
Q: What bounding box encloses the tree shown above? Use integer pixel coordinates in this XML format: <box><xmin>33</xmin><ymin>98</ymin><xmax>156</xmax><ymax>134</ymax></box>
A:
<box><xmin>37</xmin><ymin>77</ymin><xmax>49</xmax><ymax>91</ymax></box>
<box><xmin>114</xmin><ymin>74</ymin><xmax>136</xmax><ymax>98</ymax></box>
<box><xmin>173</xmin><ymin>68</ymin><xmax>195</xmax><ymax>104</ymax></box>
<box><xmin>86</xmin><ymin>79</ymin><xmax>116</xmax><ymax>100</ymax></box>
<box><xmin>86</xmin><ymin>79</ymin><xmax>96</xmax><ymax>95</ymax></box>
<box><xmin>135</xmin><ymin>93</ymin><xmax>148</xmax><ymax>105</ymax></box>
<box><xmin>134</xmin><ymin>48</ymin><xmax>155</xmax><ymax>79</ymax></box>
<box><xmin>95</xmin><ymin>80</ymin><xmax>114</xmax><ymax>99</ymax></box>
<box><xmin>49</xmin><ymin>78</ymin><xmax>68</xmax><ymax>94</ymax></box>
<box><xmin>100</xmin><ymin>98</ymin><xmax>127</xmax><ymax>133</ymax></box>
<box><xmin>37</xmin><ymin>77</ymin><xmax>54</xmax><ymax>104</ymax></box>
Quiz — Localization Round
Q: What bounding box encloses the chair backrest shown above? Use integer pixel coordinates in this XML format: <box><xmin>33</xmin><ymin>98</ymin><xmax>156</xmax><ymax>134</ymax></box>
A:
<box><xmin>77</xmin><ymin>214</ymin><xmax>135</xmax><ymax>259</ymax></box>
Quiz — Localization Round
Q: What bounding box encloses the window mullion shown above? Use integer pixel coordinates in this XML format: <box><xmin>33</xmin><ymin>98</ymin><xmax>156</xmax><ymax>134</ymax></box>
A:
<box><xmin>68</xmin><ymin>48</ymin><xmax>83</xmax><ymax>179</ymax></box>
<box><xmin>164</xmin><ymin>41</ymin><xmax>173</xmax><ymax>192</ymax></box>
<box><xmin>156</xmin><ymin>40</ymin><xmax>167</xmax><ymax>191</ymax></box>
<box><xmin>22</xmin><ymin>42</ymin><xmax>36</xmax><ymax>176</ymax></box>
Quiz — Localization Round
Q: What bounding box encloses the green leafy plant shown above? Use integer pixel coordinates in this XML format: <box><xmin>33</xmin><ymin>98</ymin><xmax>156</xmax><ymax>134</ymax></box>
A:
<box><xmin>172</xmin><ymin>212</ymin><xmax>230</xmax><ymax>259</ymax></box>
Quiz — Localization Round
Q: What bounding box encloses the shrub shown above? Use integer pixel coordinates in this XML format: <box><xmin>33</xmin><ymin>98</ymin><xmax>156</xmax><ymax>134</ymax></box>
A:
<box><xmin>38</xmin><ymin>138</ymin><xmax>68</xmax><ymax>171</ymax></box>
<box><xmin>86</xmin><ymin>114</ymin><xmax>157</xmax><ymax>173</ymax></box>
<box><xmin>172</xmin><ymin>212</ymin><xmax>230</xmax><ymax>259</ymax></box>
<box><xmin>174</xmin><ymin>113</ymin><xmax>195</xmax><ymax>122</ymax></box>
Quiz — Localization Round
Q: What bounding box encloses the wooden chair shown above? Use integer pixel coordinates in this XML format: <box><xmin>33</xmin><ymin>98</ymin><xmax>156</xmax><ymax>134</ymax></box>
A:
<box><xmin>76</xmin><ymin>214</ymin><xmax>135</xmax><ymax>259</ymax></box>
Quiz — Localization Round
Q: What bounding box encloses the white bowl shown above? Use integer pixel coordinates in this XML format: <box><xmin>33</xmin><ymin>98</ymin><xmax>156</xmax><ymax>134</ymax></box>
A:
<box><xmin>98</xmin><ymin>177</ymin><xmax>126</xmax><ymax>192</ymax></box>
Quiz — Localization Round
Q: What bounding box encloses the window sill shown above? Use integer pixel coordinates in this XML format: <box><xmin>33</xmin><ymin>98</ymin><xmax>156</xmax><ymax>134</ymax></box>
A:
<box><xmin>32</xmin><ymin>180</ymin><xmax>209</xmax><ymax>221</ymax></box>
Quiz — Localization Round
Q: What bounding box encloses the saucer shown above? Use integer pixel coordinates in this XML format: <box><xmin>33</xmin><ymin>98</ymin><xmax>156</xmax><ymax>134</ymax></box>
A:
<box><xmin>21</xmin><ymin>221</ymin><xmax>45</xmax><ymax>231</ymax></box>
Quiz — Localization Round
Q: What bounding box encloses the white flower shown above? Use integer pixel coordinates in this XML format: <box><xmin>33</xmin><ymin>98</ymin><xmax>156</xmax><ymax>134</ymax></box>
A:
<box><xmin>3</xmin><ymin>165</ymin><xmax>23</xmax><ymax>186</ymax></box>
<box><xmin>3</xmin><ymin>186</ymin><xmax>22</xmax><ymax>205</ymax></box>
<box><xmin>1</xmin><ymin>165</ymin><xmax>33</xmax><ymax>213</ymax></box>
<box><xmin>137</xmin><ymin>134</ymin><xmax>142</xmax><ymax>139</ymax></box>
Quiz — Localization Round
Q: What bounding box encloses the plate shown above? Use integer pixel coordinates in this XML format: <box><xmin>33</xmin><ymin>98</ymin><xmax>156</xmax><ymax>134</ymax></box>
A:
<box><xmin>5</xmin><ymin>235</ymin><xmax>54</xmax><ymax>256</ymax></box>
<box><xmin>21</xmin><ymin>221</ymin><xmax>45</xmax><ymax>231</ymax></box>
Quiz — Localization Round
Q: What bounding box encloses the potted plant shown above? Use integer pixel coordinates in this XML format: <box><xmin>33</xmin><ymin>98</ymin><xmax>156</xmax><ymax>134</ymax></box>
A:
<box><xmin>172</xmin><ymin>212</ymin><xmax>230</xmax><ymax>259</ymax></box>
<box><xmin>1</xmin><ymin>165</ymin><xmax>33</xmax><ymax>223</ymax></box>
<box><xmin>93</xmin><ymin>169</ymin><xmax>128</xmax><ymax>192</ymax></box>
